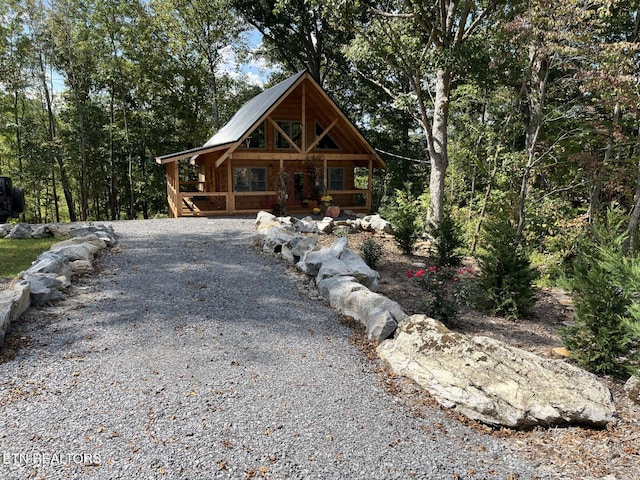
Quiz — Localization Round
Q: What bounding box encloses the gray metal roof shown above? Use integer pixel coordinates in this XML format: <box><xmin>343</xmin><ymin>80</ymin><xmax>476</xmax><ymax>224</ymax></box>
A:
<box><xmin>202</xmin><ymin>70</ymin><xmax>306</xmax><ymax>148</ymax></box>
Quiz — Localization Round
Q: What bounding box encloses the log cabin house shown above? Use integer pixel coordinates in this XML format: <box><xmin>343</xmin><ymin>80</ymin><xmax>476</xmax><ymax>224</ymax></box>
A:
<box><xmin>155</xmin><ymin>70</ymin><xmax>385</xmax><ymax>217</ymax></box>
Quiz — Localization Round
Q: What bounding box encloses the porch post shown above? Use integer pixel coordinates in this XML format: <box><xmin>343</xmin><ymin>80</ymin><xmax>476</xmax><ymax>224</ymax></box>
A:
<box><xmin>227</xmin><ymin>159</ymin><xmax>234</xmax><ymax>213</ymax></box>
<box><xmin>169</xmin><ymin>162</ymin><xmax>179</xmax><ymax>218</ymax></box>
<box><xmin>323</xmin><ymin>157</ymin><xmax>328</xmax><ymax>195</ymax></box>
<box><xmin>367</xmin><ymin>158</ymin><xmax>373</xmax><ymax>211</ymax></box>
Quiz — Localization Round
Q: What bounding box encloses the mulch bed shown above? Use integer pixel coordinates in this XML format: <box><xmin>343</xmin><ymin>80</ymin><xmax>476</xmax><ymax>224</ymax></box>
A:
<box><xmin>318</xmin><ymin>230</ymin><xmax>640</xmax><ymax>479</ymax></box>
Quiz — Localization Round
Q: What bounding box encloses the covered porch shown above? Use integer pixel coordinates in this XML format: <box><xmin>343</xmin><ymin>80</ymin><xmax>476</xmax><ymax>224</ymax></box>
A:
<box><xmin>164</xmin><ymin>152</ymin><xmax>377</xmax><ymax>217</ymax></box>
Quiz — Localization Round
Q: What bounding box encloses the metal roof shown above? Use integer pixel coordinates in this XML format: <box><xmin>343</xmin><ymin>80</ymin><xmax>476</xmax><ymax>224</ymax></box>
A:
<box><xmin>203</xmin><ymin>70</ymin><xmax>306</xmax><ymax>148</ymax></box>
<box><xmin>155</xmin><ymin>69</ymin><xmax>385</xmax><ymax>169</ymax></box>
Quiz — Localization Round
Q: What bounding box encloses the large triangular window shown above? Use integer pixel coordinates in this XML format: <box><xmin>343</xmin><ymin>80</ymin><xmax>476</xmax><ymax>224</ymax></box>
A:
<box><xmin>316</xmin><ymin>122</ymin><xmax>339</xmax><ymax>150</ymax></box>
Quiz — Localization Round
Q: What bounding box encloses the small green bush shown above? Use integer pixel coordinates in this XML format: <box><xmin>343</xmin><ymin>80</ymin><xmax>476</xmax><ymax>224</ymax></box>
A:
<box><xmin>380</xmin><ymin>183</ymin><xmax>421</xmax><ymax>255</ymax></box>
<box><xmin>561</xmin><ymin>212</ymin><xmax>640</xmax><ymax>377</ymax></box>
<box><xmin>428</xmin><ymin>210</ymin><xmax>464</xmax><ymax>267</ymax></box>
<box><xmin>408</xmin><ymin>265</ymin><xmax>477</xmax><ymax>326</ymax></box>
<box><xmin>359</xmin><ymin>234</ymin><xmax>384</xmax><ymax>270</ymax></box>
<box><xmin>475</xmin><ymin>216</ymin><xmax>539</xmax><ymax>320</ymax></box>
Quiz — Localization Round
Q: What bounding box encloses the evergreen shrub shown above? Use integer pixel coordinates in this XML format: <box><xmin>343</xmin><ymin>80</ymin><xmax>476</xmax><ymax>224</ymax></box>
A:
<box><xmin>561</xmin><ymin>214</ymin><xmax>640</xmax><ymax>377</ymax></box>
<box><xmin>359</xmin><ymin>233</ymin><xmax>384</xmax><ymax>270</ymax></box>
<box><xmin>475</xmin><ymin>216</ymin><xmax>539</xmax><ymax>320</ymax></box>
<box><xmin>380</xmin><ymin>183</ymin><xmax>421</xmax><ymax>255</ymax></box>
<box><xmin>428</xmin><ymin>210</ymin><xmax>464</xmax><ymax>267</ymax></box>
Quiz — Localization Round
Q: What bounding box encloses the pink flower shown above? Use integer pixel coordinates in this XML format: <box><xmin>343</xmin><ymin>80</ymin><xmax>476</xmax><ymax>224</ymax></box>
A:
<box><xmin>428</xmin><ymin>266</ymin><xmax>437</xmax><ymax>273</ymax></box>
<box><xmin>415</xmin><ymin>269</ymin><xmax>427</xmax><ymax>277</ymax></box>
<box><xmin>407</xmin><ymin>270</ymin><xmax>414</xmax><ymax>278</ymax></box>
<box><xmin>453</xmin><ymin>276</ymin><xmax>459</xmax><ymax>282</ymax></box>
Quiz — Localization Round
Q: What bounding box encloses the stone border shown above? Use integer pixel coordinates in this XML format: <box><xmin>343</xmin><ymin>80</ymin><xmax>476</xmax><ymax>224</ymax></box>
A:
<box><xmin>254</xmin><ymin>211</ymin><xmax>403</xmax><ymax>341</ymax></box>
<box><xmin>0</xmin><ymin>223</ymin><xmax>117</xmax><ymax>348</ymax></box>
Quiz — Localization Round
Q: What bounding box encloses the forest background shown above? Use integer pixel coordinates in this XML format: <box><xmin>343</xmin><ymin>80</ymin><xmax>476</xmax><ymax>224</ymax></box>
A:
<box><xmin>1</xmin><ymin>0</ymin><xmax>639</xmax><ymax>279</ymax></box>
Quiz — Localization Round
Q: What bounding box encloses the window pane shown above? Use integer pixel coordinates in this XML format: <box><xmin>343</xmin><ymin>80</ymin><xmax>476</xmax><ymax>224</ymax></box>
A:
<box><xmin>328</xmin><ymin>168</ymin><xmax>344</xmax><ymax>190</ymax></box>
<box><xmin>316</xmin><ymin>123</ymin><xmax>339</xmax><ymax>149</ymax></box>
<box><xmin>250</xmin><ymin>168</ymin><xmax>266</xmax><ymax>191</ymax></box>
<box><xmin>234</xmin><ymin>168</ymin><xmax>250</xmax><ymax>191</ymax></box>
<box><xmin>275</xmin><ymin>121</ymin><xmax>301</xmax><ymax>149</ymax></box>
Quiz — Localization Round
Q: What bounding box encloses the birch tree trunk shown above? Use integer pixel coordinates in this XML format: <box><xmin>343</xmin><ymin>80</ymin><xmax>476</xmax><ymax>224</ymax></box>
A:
<box><xmin>427</xmin><ymin>68</ymin><xmax>451</xmax><ymax>225</ymax></box>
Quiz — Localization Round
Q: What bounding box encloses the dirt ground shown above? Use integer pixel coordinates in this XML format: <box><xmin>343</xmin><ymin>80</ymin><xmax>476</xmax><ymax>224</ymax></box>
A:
<box><xmin>317</xmin><ymin>230</ymin><xmax>640</xmax><ymax>480</ymax></box>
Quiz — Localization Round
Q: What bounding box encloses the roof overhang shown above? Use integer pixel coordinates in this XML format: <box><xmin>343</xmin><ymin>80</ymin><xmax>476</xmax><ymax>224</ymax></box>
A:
<box><xmin>155</xmin><ymin>142</ymin><xmax>233</xmax><ymax>164</ymax></box>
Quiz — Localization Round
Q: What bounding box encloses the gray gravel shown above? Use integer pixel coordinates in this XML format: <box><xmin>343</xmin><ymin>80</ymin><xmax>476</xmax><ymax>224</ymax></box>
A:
<box><xmin>0</xmin><ymin>217</ymin><xmax>556</xmax><ymax>479</ymax></box>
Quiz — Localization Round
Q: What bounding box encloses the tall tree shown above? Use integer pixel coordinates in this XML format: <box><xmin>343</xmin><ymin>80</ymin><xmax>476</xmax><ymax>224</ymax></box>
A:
<box><xmin>347</xmin><ymin>0</ymin><xmax>514</xmax><ymax>225</ymax></box>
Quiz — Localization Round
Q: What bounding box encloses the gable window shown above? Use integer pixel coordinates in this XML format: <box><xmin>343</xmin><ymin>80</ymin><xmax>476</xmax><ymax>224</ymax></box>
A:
<box><xmin>328</xmin><ymin>167</ymin><xmax>344</xmax><ymax>190</ymax></box>
<box><xmin>316</xmin><ymin>122</ymin><xmax>339</xmax><ymax>150</ymax></box>
<box><xmin>275</xmin><ymin>121</ymin><xmax>302</xmax><ymax>149</ymax></box>
<box><xmin>240</xmin><ymin>122</ymin><xmax>265</xmax><ymax>149</ymax></box>
<box><xmin>233</xmin><ymin>167</ymin><xmax>266</xmax><ymax>192</ymax></box>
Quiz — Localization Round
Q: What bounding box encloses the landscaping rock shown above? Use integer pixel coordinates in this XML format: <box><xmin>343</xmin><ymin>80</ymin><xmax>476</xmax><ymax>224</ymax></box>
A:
<box><xmin>361</xmin><ymin>214</ymin><xmax>393</xmax><ymax>233</ymax></box>
<box><xmin>292</xmin><ymin>216</ymin><xmax>318</xmax><ymax>233</ymax></box>
<box><xmin>255</xmin><ymin>211</ymin><xmax>280</xmax><ymax>233</ymax></box>
<box><xmin>50</xmin><ymin>234</ymin><xmax>107</xmax><ymax>254</ymax></box>
<box><xmin>26</xmin><ymin>274</ymin><xmax>65</xmax><ymax>306</ymax></box>
<box><xmin>0</xmin><ymin>224</ymin><xmax>11</xmax><ymax>237</ymax></box>
<box><xmin>69</xmin><ymin>259</ymin><xmax>94</xmax><ymax>274</ymax></box>
<box><xmin>624</xmin><ymin>376</ymin><xmax>640</xmax><ymax>405</ymax></box>
<box><xmin>297</xmin><ymin>236</ymin><xmax>348</xmax><ymax>275</ymax></box>
<box><xmin>317</xmin><ymin>275</ymin><xmax>404</xmax><ymax>341</ymax></box>
<box><xmin>68</xmin><ymin>225</ymin><xmax>117</xmax><ymax>247</ymax></box>
<box><xmin>316</xmin><ymin>252</ymin><xmax>379</xmax><ymax>292</ymax></box>
<box><xmin>6</xmin><ymin>223</ymin><xmax>32</xmax><ymax>239</ymax></box>
<box><xmin>26</xmin><ymin>251</ymin><xmax>72</xmax><ymax>284</ymax></box>
<box><xmin>377</xmin><ymin>314</ymin><xmax>617</xmax><ymax>428</ymax></box>
<box><xmin>0</xmin><ymin>281</ymin><xmax>31</xmax><ymax>345</ymax></box>
<box><xmin>316</xmin><ymin>217</ymin><xmax>334</xmax><ymax>234</ymax></box>
<box><xmin>281</xmin><ymin>234</ymin><xmax>318</xmax><ymax>264</ymax></box>
<box><xmin>262</xmin><ymin>226</ymin><xmax>296</xmax><ymax>254</ymax></box>
<box><xmin>49</xmin><ymin>244</ymin><xmax>95</xmax><ymax>262</ymax></box>
<box><xmin>30</xmin><ymin>224</ymin><xmax>53</xmax><ymax>238</ymax></box>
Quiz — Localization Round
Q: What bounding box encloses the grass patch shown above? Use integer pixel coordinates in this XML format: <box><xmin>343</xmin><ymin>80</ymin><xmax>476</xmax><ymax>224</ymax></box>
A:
<box><xmin>0</xmin><ymin>237</ymin><xmax>58</xmax><ymax>278</ymax></box>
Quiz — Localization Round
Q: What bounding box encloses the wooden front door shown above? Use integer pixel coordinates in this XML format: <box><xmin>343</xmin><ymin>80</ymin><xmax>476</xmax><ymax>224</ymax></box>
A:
<box><xmin>287</xmin><ymin>172</ymin><xmax>305</xmax><ymax>206</ymax></box>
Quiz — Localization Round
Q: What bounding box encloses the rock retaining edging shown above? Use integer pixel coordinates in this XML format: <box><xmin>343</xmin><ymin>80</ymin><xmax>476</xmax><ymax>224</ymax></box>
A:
<box><xmin>0</xmin><ymin>223</ymin><xmax>116</xmax><ymax>347</ymax></box>
<box><xmin>255</xmin><ymin>211</ymin><xmax>403</xmax><ymax>341</ymax></box>
<box><xmin>254</xmin><ymin>211</ymin><xmax>618</xmax><ymax>429</ymax></box>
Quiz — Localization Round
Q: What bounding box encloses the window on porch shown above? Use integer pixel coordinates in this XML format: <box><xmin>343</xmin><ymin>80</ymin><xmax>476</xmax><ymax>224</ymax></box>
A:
<box><xmin>328</xmin><ymin>167</ymin><xmax>344</xmax><ymax>190</ymax></box>
<box><xmin>233</xmin><ymin>167</ymin><xmax>267</xmax><ymax>192</ymax></box>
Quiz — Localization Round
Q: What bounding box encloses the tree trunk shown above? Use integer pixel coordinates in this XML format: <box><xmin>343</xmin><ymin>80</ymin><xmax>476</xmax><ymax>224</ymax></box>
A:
<box><xmin>626</xmin><ymin>122</ymin><xmax>640</xmax><ymax>253</ymax></box>
<box><xmin>516</xmin><ymin>46</ymin><xmax>549</xmax><ymax>240</ymax></box>
<box><xmin>427</xmin><ymin>68</ymin><xmax>451</xmax><ymax>225</ymax></box>
<box><xmin>109</xmin><ymin>83</ymin><xmax>118</xmax><ymax>220</ymax></box>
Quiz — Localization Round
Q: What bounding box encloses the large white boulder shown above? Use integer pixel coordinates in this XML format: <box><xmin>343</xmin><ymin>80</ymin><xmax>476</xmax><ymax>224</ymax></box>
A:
<box><xmin>317</xmin><ymin>275</ymin><xmax>404</xmax><ymax>341</ymax></box>
<box><xmin>296</xmin><ymin>236</ymin><xmax>348</xmax><ymax>275</ymax></box>
<box><xmin>281</xmin><ymin>234</ymin><xmax>319</xmax><ymax>264</ymax></box>
<box><xmin>378</xmin><ymin>314</ymin><xmax>617</xmax><ymax>428</ymax></box>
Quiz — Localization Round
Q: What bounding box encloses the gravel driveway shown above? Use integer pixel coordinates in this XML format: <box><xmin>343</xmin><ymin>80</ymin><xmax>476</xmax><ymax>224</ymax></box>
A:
<box><xmin>0</xmin><ymin>218</ymin><xmax>553</xmax><ymax>479</ymax></box>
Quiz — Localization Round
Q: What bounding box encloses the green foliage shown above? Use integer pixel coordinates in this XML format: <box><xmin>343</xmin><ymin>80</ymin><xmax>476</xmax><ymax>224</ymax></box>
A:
<box><xmin>380</xmin><ymin>183</ymin><xmax>421</xmax><ymax>255</ymax></box>
<box><xmin>359</xmin><ymin>233</ymin><xmax>384</xmax><ymax>270</ymax></box>
<box><xmin>332</xmin><ymin>225</ymin><xmax>349</xmax><ymax>238</ymax></box>
<box><xmin>409</xmin><ymin>266</ymin><xmax>478</xmax><ymax>326</ymax></box>
<box><xmin>475</xmin><ymin>216</ymin><xmax>539</xmax><ymax>320</ymax></box>
<box><xmin>428</xmin><ymin>209</ymin><xmax>464</xmax><ymax>267</ymax></box>
<box><xmin>561</xmin><ymin>212</ymin><xmax>640</xmax><ymax>377</ymax></box>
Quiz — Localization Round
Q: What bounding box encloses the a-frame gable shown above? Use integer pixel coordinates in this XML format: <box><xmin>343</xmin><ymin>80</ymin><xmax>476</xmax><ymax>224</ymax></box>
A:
<box><xmin>156</xmin><ymin>70</ymin><xmax>385</xmax><ymax>168</ymax></box>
